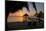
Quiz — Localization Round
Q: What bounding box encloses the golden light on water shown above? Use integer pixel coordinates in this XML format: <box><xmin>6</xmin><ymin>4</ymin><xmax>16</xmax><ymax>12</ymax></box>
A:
<box><xmin>8</xmin><ymin>7</ymin><xmax>36</xmax><ymax>22</ymax></box>
<box><xmin>8</xmin><ymin>10</ymin><xmax>24</xmax><ymax>22</ymax></box>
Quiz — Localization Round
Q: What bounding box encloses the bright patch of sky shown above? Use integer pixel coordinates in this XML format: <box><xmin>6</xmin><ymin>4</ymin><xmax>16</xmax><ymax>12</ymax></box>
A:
<box><xmin>35</xmin><ymin>2</ymin><xmax>44</xmax><ymax>13</ymax></box>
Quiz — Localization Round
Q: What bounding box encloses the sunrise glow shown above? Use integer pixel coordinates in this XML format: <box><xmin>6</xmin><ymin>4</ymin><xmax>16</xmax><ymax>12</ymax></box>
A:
<box><xmin>8</xmin><ymin>7</ymin><xmax>36</xmax><ymax>22</ymax></box>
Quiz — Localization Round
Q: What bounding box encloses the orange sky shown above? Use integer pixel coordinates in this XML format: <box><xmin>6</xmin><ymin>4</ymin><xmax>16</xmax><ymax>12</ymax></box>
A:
<box><xmin>9</xmin><ymin>7</ymin><xmax>36</xmax><ymax>16</ymax></box>
<box><xmin>7</xmin><ymin>7</ymin><xmax>36</xmax><ymax>22</ymax></box>
<box><xmin>7</xmin><ymin>2</ymin><xmax>44</xmax><ymax>22</ymax></box>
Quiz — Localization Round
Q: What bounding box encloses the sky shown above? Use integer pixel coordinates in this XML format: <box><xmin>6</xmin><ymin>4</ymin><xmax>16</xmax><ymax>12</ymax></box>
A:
<box><xmin>28</xmin><ymin>2</ymin><xmax>44</xmax><ymax>13</ymax></box>
<box><xmin>35</xmin><ymin>2</ymin><xmax>44</xmax><ymax>13</ymax></box>
<box><xmin>7</xmin><ymin>2</ymin><xmax>44</xmax><ymax>22</ymax></box>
